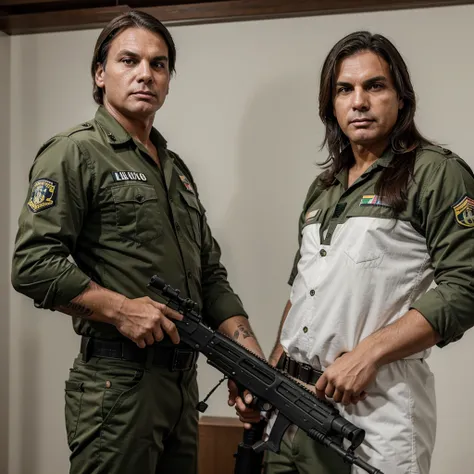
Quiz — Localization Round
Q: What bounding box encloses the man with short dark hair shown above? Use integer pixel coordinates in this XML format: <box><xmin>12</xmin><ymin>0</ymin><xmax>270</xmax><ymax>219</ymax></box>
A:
<box><xmin>258</xmin><ymin>31</ymin><xmax>474</xmax><ymax>474</ymax></box>
<box><xmin>11</xmin><ymin>10</ymin><xmax>263</xmax><ymax>474</ymax></box>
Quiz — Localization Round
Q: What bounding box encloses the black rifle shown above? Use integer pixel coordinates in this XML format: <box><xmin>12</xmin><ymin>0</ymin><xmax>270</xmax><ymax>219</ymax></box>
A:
<box><xmin>233</xmin><ymin>419</ymin><xmax>266</xmax><ymax>474</ymax></box>
<box><xmin>148</xmin><ymin>276</ymin><xmax>384</xmax><ymax>474</ymax></box>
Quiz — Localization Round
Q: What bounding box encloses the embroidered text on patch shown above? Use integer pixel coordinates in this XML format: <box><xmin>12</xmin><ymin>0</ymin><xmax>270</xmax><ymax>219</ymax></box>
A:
<box><xmin>28</xmin><ymin>179</ymin><xmax>58</xmax><ymax>213</ymax></box>
<box><xmin>360</xmin><ymin>195</ymin><xmax>389</xmax><ymax>207</ymax></box>
<box><xmin>112</xmin><ymin>171</ymin><xmax>148</xmax><ymax>182</ymax></box>
<box><xmin>452</xmin><ymin>195</ymin><xmax>474</xmax><ymax>228</ymax></box>
<box><xmin>179</xmin><ymin>175</ymin><xmax>195</xmax><ymax>194</ymax></box>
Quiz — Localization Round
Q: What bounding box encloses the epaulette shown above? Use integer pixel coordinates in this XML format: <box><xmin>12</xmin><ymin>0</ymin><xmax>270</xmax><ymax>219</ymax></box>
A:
<box><xmin>420</xmin><ymin>144</ymin><xmax>453</xmax><ymax>157</ymax></box>
<box><xmin>34</xmin><ymin>122</ymin><xmax>94</xmax><ymax>159</ymax></box>
<box><xmin>59</xmin><ymin>121</ymin><xmax>95</xmax><ymax>138</ymax></box>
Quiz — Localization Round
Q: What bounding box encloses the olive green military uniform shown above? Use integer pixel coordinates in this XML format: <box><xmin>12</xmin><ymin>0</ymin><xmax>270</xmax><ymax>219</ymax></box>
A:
<box><xmin>12</xmin><ymin>106</ymin><xmax>247</xmax><ymax>474</ymax></box>
<box><xmin>265</xmin><ymin>144</ymin><xmax>474</xmax><ymax>474</ymax></box>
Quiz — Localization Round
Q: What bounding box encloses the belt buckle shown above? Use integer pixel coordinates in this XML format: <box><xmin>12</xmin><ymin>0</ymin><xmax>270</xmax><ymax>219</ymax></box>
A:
<box><xmin>298</xmin><ymin>362</ymin><xmax>313</xmax><ymax>384</ymax></box>
<box><xmin>80</xmin><ymin>336</ymin><xmax>92</xmax><ymax>362</ymax></box>
<box><xmin>171</xmin><ymin>350</ymin><xmax>195</xmax><ymax>372</ymax></box>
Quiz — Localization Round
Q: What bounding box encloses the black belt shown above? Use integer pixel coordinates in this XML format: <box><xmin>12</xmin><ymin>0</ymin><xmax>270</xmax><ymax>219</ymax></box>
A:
<box><xmin>277</xmin><ymin>353</ymin><xmax>323</xmax><ymax>385</ymax></box>
<box><xmin>80</xmin><ymin>336</ymin><xmax>197</xmax><ymax>371</ymax></box>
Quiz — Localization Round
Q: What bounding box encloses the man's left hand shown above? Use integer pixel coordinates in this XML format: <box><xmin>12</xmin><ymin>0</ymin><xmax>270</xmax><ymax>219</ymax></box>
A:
<box><xmin>315</xmin><ymin>350</ymin><xmax>378</xmax><ymax>405</ymax></box>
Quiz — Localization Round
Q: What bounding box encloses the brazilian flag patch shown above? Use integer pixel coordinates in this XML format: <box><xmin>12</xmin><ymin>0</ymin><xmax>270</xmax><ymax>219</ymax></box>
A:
<box><xmin>452</xmin><ymin>195</ymin><xmax>474</xmax><ymax>228</ymax></box>
<box><xmin>27</xmin><ymin>178</ymin><xmax>58</xmax><ymax>213</ymax></box>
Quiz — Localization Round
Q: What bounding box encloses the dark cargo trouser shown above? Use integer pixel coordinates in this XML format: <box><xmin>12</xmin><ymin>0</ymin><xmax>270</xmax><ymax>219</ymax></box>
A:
<box><xmin>64</xmin><ymin>355</ymin><xmax>199</xmax><ymax>474</ymax></box>
<box><xmin>264</xmin><ymin>425</ymin><xmax>351</xmax><ymax>474</ymax></box>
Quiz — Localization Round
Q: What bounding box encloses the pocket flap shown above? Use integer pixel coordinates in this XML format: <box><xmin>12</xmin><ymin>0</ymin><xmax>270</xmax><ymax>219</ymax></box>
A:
<box><xmin>178</xmin><ymin>188</ymin><xmax>202</xmax><ymax>213</ymax></box>
<box><xmin>111</xmin><ymin>184</ymin><xmax>158</xmax><ymax>205</ymax></box>
<box><xmin>65</xmin><ymin>380</ymin><xmax>84</xmax><ymax>392</ymax></box>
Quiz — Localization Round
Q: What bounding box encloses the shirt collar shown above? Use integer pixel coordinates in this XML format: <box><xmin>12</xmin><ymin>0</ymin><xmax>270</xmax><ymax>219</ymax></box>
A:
<box><xmin>94</xmin><ymin>106</ymin><xmax>168</xmax><ymax>148</ymax></box>
<box><xmin>334</xmin><ymin>145</ymin><xmax>395</xmax><ymax>186</ymax></box>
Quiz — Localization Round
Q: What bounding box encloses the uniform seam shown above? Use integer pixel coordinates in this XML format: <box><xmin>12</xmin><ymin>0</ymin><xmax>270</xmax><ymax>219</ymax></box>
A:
<box><xmin>407</xmin><ymin>363</ymin><xmax>417</xmax><ymax>474</ymax></box>
<box><xmin>170</xmin><ymin>372</ymin><xmax>186</xmax><ymax>436</ymax></box>
<box><xmin>407</xmin><ymin>251</ymin><xmax>430</xmax><ymax>309</ymax></box>
<box><xmin>68</xmin><ymin>135</ymin><xmax>100</xmax><ymax>209</ymax></box>
<box><xmin>417</xmin><ymin>159</ymin><xmax>446</xmax><ymax>223</ymax></box>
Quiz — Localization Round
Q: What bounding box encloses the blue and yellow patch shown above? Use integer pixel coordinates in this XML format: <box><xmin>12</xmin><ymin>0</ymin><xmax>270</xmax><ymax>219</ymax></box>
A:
<box><xmin>452</xmin><ymin>195</ymin><xmax>474</xmax><ymax>228</ymax></box>
<box><xmin>27</xmin><ymin>178</ymin><xmax>58</xmax><ymax>213</ymax></box>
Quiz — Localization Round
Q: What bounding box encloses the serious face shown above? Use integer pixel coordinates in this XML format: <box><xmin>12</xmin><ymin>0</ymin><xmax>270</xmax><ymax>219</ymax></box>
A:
<box><xmin>333</xmin><ymin>50</ymin><xmax>403</xmax><ymax>149</ymax></box>
<box><xmin>95</xmin><ymin>27</ymin><xmax>171</xmax><ymax>121</ymax></box>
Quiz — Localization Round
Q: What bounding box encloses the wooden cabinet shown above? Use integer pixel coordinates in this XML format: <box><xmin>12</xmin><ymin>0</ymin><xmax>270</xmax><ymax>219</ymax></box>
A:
<box><xmin>198</xmin><ymin>416</ymin><xmax>244</xmax><ymax>474</ymax></box>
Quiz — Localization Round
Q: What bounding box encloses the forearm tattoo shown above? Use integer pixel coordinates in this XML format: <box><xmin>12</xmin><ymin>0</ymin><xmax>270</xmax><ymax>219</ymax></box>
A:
<box><xmin>233</xmin><ymin>323</ymin><xmax>256</xmax><ymax>341</ymax></box>
<box><xmin>56</xmin><ymin>301</ymin><xmax>93</xmax><ymax>318</ymax></box>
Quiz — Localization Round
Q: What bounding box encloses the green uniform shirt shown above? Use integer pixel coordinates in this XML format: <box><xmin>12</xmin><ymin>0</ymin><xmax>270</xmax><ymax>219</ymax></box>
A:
<box><xmin>283</xmin><ymin>144</ymin><xmax>474</xmax><ymax>364</ymax></box>
<box><xmin>12</xmin><ymin>106</ymin><xmax>247</xmax><ymax>340</ymax></box>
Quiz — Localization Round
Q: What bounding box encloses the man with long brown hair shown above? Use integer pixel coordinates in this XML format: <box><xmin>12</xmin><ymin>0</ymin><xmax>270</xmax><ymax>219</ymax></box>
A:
<box><xmin>11</xmin><ymin>10</ymin><xmax>263</xmax><ymax>474</ymax></box>
<box><xmin>260</xmin><ymin>31</ymin><xmax>474</xmax><ymax>473</ymax></box>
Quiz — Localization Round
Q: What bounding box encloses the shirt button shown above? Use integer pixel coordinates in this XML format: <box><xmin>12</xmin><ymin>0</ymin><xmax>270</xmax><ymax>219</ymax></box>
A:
<box><xmin>187</xmin><ymin>271</ymin><xmax>192</xmax><ymax>278</ymax></box>
<box><xmin>309</xmin><ymin>289</ymin><xmax>315</xmax><ymax>296</ymax></box>
<box><xmin>319</xmin><ymin>249</ymin><xmax>327</xmax><ymax>257</ymax></box>
<box><xmin>176</xmin><ymin>224</ymin><xmax>180</xmax><ymax>231</ymax></box>
<box><xmin>169</xmin><ymin>198</ymin><xmax>173</xmax><ymax>203</ymax></box>
<box><xmin>303</xmin><ymin>326</ymin><xmax>308</xmax><ymax>333</ymax></box>
<box><xmin>136</xmin><ymin>194</ymin><xmax>144</xmax><ymax>203</ymax></box>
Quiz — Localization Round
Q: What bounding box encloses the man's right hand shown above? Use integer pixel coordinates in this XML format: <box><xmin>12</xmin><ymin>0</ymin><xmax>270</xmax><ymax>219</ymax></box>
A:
<box><xmin>228</xmin><ymin>379</ymin><xmax>261</xmax><ymax>429</ymax></box>
<box><xmin>115</xmin><ymin>296</ymin><xmax>183</xmax><ymax>348</ymax></box>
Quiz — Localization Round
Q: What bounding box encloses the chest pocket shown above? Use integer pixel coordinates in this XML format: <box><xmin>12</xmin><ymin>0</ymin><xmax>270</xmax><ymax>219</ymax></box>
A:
<box><xmin>343</xmin><ymin>207</ymin><xmax>394</xmax><ymax>268</ymax></box>
<box><xmin>178</xmin><ymin>188</ymin><xmax>202</xmax><ymax>246</ymax></box>
<box><xmin>111</xmin><ymin>184</ymin><xmax>162</xmax><ymax>244</ymax></box>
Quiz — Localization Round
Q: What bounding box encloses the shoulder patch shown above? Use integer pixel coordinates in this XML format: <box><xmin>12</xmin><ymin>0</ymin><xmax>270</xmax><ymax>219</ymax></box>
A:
<box><xmin>27</xmin><ymin>178</ymin><xmax>58</xmax><ymax>213</ymax></box>
<box><xmin>452</xmin><ymin>195</ymin><xmax>474</xmax><ymax>228</ymax></box>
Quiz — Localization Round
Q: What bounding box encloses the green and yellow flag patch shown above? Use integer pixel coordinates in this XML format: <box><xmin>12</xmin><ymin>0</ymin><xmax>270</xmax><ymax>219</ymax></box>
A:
<box><xmin>452</xmin><ymin>195</ymin><xmax>474</xmax><ymax>228</ymax></box>
<box><xmin>360</xmin><ymin>195</ymin><xmax>389</xmax><ymax>207</ymax></box>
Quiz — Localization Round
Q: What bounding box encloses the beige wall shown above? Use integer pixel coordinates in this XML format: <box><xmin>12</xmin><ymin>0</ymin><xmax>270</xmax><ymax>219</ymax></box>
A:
<box><xmin>0</xmin><ymin>31</ymin><xmax>10</xmax><ymax>474</ymax></box>
<box><xmin>7</xmin><ymin>4</ymin><xmax>474</xmax><ymax>473</ymax></box>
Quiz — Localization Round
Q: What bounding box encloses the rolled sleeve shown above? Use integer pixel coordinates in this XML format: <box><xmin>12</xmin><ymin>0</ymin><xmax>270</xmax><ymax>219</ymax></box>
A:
<box><xmin>411</xmin><ymin>155</ymin><xmax>474</xmax><ymax>347</ymax></box>
<box><xmin>11</xmin><ymin>136</ymin><xmax>93</xmax><ymax>309</ymax></box>
<box><xmin>204</xmin><ymin>291</ymin><xmax>248</xmax><ymax>327</ymax></box>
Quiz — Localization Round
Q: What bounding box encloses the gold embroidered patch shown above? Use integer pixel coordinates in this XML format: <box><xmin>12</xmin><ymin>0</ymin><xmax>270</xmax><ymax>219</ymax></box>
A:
<box><xmin>27</xmin><ymin>178</ymin><xmax>58</xmax><ymax>213</ymax></box>
<box><xmin>452</xmin><ymin>195</ymin><xmax>474</xmax><ymax>228</ymax></box>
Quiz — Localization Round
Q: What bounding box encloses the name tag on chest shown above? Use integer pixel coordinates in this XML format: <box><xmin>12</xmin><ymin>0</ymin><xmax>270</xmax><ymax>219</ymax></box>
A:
<box><xmin>112</xmin><ymin>171</ymin><xmax>148</xmax><ymax>182</ymax></box>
